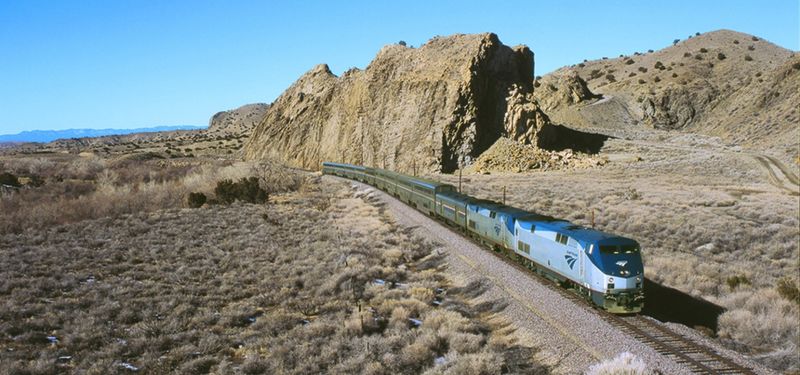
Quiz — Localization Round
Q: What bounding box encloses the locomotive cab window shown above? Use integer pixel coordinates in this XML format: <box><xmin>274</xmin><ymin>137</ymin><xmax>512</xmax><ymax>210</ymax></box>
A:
<box><xmin>489</xmin><ymin>211</ymin><xmax>496</xmax><ymax>219</ymax></box>
<box><xmin>555</xmin><ymin>233</ymin><xmax>569</xmax><ymax>245</ymax></box>
<box><xmin>600</xmin><ymin>245</ymin><xmax>621</xmax><ymax>254</ymax></box>
<box><xmin>621</xmin><ymin>245</ymin><xmax>640</xmax><ymax>254</ymax></box>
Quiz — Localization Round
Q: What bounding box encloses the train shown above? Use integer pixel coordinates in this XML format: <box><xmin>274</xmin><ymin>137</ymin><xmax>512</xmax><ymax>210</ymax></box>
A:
<box><xmin>321</xmin><ymin>161</ymin><xmax>644</xmax><ymax>313</ymax></box>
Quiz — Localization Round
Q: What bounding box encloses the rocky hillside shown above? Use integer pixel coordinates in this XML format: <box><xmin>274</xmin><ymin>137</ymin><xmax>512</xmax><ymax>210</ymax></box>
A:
<box><xmin>534</xmin><ymin>30</ymin><xmax>799</xmax><ymax>161</ymax></box>
<box><xmin>244</xmin><ymin>33</ymin><xmax>553</xmax><ymax>173</ymax></box>
<box><xmin>208</xmin><ymin>103</ymin><xmax>270</xmax><ymax>136</ymax></box>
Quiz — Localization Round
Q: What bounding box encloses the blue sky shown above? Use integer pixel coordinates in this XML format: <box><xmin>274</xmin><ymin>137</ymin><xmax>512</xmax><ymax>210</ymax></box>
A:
<box><xmin>1</xmin><ymin>0</ymin><xmax>797</xmax><ymax>135</ymax></box>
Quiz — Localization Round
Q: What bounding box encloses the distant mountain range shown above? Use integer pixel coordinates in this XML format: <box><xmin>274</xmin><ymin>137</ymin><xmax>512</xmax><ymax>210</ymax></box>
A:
<box><xmin>0</xmin><ymin>125</ymin><xmax>205</xmax><ymax>143</ymax></box>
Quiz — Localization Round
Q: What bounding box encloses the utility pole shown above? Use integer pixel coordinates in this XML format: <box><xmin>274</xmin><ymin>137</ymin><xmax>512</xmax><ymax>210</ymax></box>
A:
<box><xmin>412</xmin><ymin>159</ymin><xmax>416</xmax><ymax>176</ymax></box>
<box><xmin>591</xmin><ymin>209</ymin><xmax>595</xmax><ymax>228</ymax></box>
<box><xmin>503</xmin><ymin>186</ymin><xmax>506</xmax><ymax>205</ymax></box>
<box><xmin>458</xmin><ymin>167</ymin><xmax>462</xmax><ymax>193</ymax></box>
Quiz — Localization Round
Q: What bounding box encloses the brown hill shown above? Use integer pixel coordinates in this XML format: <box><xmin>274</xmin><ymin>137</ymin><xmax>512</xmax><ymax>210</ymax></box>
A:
<box><xmin>534</xmin><ymin>29</ymin><xmax>799</xmax><ymax>162</ymax></box>
<box><xmin>208</xmin><ymin>103</ymin><xmax>270</xmax><ymax>136</ymax></box>
<box><xmin>244</xmin><ymin>33</ymin><xmax>553</xmax><ymax>173</ymax></box>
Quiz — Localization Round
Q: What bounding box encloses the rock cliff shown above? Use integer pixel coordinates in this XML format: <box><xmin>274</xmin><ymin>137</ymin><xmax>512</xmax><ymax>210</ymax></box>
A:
<box><xmin>244</xmin><ymin>33</ymin><xmax>551</xmax><ymax>173</ymax></box>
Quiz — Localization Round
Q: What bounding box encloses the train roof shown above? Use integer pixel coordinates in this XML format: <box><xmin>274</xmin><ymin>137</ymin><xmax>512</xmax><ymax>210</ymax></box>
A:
<box><xmin>529</xmin><ymin>219</ymin><xmax>635</xmax><ymax>244</ymax></box>
<box><xmin>322</xmin><ymin>162</ymin><xmax>367</xmax><ymax>170</ymax></box>
<box><xmin>323</xmin><ymin>161</ymin><xmax>452</xmax><ymax>190</ymax></box>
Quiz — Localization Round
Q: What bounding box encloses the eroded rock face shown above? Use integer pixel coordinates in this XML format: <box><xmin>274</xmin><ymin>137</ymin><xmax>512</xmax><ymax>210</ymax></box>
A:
<box><xmin>504</xmin><ymin>85</ymin><xmax>552</xmax><ymax>145</ymax></box>
<box><xmin>244</xmin><ymin>33</ymin><xmax>550</xmax><ymax>173</ymax></box>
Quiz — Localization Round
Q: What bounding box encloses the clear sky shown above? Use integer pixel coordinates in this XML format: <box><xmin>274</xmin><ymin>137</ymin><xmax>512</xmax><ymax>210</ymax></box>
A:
<box><xmin>1</xmin><ymin>0</ymin><xmax>797</xmax><ymax>135</ymax></box>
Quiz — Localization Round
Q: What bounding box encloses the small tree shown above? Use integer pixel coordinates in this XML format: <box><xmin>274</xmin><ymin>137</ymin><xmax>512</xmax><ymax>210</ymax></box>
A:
<box><xmin>214</xmin><ymin>177</ymin><xmax>269</xmax><ymax>204</ymax></box>
<box><xmin>673</xmin><ymin>39</ymin><xmax>680</xmax><ymax>45</ymax></box>
<box><xmin>187</xmin><ymin>192</ymin><xmax>207</xmax><ymax>208</ymax></box>
<box><xmin>717</xmin><ymin>52</ymin><xmax>726</xmax><ymax>60</ymax></box>
<box><xmin>0</xmin><ymin>172</ymin><xmax>20</xmax><ymax>187</ymax></box>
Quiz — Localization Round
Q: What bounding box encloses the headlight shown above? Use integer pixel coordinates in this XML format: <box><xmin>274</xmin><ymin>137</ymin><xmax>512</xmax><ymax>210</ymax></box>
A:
<box><xmin>636</xmin><ymin>276</ymin><xmax>642</xmax><ymax>282</ymax></box>
<box><xmin>608</xmin><ymin>277</ymin><xmax>614</xmax><ymax>283</ymax></box>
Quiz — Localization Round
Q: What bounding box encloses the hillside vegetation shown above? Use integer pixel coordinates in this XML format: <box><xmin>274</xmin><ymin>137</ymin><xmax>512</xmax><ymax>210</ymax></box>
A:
<box><xmin>534</xmin><ymin>30</ymin><xmax>799</xmax><ymax>165</ymax></box>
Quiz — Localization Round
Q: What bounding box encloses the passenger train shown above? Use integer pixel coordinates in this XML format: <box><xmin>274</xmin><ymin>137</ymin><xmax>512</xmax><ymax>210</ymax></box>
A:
<box><xmin>322</xmin><ymin>161</ymin><xmax>644</xmax><ymax>313</ymax></box>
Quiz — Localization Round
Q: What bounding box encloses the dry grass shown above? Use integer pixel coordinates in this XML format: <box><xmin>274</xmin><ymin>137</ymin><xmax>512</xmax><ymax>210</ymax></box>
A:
<box><xmin>0</xmin><ymin>171</ymin><xmax>544</xmax><ymax>374</ymax></box>
<box><xmin>433</xmin><ymin>135</ymin><xmax>799</xmax><ymax>372</ymax></box>
<box><xmin>0</xmin><ymin>154</ymin><xmax>304</xmax><ymax>234</ymax></box>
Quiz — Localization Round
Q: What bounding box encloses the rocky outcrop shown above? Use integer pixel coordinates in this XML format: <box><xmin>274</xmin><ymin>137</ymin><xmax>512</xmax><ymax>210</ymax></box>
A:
<box><xmin>534</xmin><ymin>71</ymin><xmax>600</xmax><ymax>111</ymax></box>
<box><xmin>503</xmin><ymin>85</ymin><xmax>552</xmax><ymax>145</ymax></box>
<box><xmin>208</xmin><ymin>103</ymin><xmax>269</xmax><ymax>135</ymax></box>
<box><xmin>244</xmin><ymin>33</ymin><xmax>551</xmax><ymax>173</ymax></box>
<box><xmin>466</xmin><ymin>137</ymin><xmax>607</xmax><ymax>174</ymax></box>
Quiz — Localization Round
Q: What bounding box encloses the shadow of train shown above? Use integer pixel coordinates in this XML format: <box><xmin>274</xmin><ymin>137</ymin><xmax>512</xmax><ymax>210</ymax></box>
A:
<box><xmin>642</xmin><ymin>278</ymin><xmax>725</xmax><ymax>334</ymax></box>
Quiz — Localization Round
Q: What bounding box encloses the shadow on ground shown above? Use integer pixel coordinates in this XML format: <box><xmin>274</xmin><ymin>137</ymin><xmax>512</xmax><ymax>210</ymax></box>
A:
<box><xmin>537</xmin><ymin>124</ymin><xmax>611</xmax><ymax>154</ymax></box>
<box><xmin>642</xmin><ymin>278</ymin><xmax>725</xmax><ymax>333</ymax></box>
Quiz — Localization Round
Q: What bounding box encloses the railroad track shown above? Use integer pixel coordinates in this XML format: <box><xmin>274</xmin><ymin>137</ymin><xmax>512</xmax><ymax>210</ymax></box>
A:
<box><xmin>601</xmin><ymin>314</ymin><xmax>756</xmax><ymax>374</ymax></box>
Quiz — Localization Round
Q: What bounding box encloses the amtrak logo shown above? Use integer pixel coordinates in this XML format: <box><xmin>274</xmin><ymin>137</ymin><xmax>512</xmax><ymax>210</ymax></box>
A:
<box><xmin>616</xmin><ymin>260</ymin><xmax>628</xmax><ymax>267</ymax></box>
<box><xmin>564</xmin><ymin>254</ymin><xmax>577</xmax><ymax>269</ymax></box>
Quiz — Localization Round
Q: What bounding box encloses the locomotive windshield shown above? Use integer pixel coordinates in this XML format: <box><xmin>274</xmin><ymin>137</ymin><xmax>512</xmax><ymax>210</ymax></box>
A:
<box><xmin>600</xmin><ymin>245</ymin><xmax>640</xmax><ymax>254</ymax></box>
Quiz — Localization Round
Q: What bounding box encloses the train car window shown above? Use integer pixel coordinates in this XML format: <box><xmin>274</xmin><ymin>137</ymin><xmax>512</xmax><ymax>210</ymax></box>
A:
<box><xmin>515</xmin><ymin>228</ymin><xmax>518</xmax><ymax>236</ymax></box>
<box><xmin>468</xmin><ymin>220</ymin><xmax>476</xmax><ymax>229</ymax></box>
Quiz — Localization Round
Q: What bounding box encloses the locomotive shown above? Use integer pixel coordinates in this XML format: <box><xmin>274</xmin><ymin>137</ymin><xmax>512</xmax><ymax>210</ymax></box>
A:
<box><xmin>322</xmin><ymin>162</ymin><xmax>644</xmax><ymax>313</ymax></box>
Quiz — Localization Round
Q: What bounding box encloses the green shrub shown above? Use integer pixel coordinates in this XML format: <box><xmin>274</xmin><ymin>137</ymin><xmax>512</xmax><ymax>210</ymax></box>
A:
<box><xmin>744</xmin><ymin>55</ymin><xmax>753</xmax><ymax>61</ymax></box>
<box><xmin>187</xmin><ymin>192</ymin><xmax>207</xmax><ymax>208</ymax></box>
<box><xmin>214</xmin><ymin>177</ymin><xmax>269</xmax><ymax>204</ymax></box>
<box><xmin>717</xmin><ymin>53</ymin><xmax>726</xmax><ymax>60</ymax></box>
<box><xmin>776</xmin><ymin>278</ymin><xmax>800</xmax><ymax>305</ymax></box>
<box><xmin>605</xmin><ymin>74</ymin><xmax>616</xmax><ymax>82</ymax></box>
<box><xmin>699</xmin><ymin>48</ymin><xmax>708</xmax><ymax>53</ymax></box>
<box><xmin>0</xmin><ymin>172</ymin><xmax>21</xmax><ymax>187</ymax></box>
<box><xmin>726</xmin><ymin>275</ymin><xmax>751</xmax><ymax>290</ymax></box>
